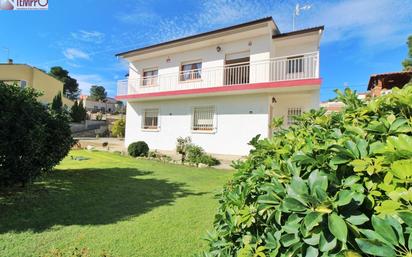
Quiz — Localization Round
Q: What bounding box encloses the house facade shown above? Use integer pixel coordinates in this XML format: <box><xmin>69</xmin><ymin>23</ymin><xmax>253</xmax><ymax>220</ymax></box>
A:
<box><xmin>116</xmin><ymin>17</ymin><xmax>323</xmax><ymax>156</ymax></box>
<box><xmin>0</xmin><ymin>61</ymin><xmax>73</xmax><ymax>106</ymax></box>
<box><xmin>80</xmin><ymin>95</ymin><xmax>118</xmax><ymax>113</ymax></box>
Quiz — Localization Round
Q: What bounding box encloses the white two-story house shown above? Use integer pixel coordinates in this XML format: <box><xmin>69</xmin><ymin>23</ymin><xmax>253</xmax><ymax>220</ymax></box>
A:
<box><xmin>116</xmin><ymin>17</ymin><xmax>323</xmax><ymax>156</ymax></box>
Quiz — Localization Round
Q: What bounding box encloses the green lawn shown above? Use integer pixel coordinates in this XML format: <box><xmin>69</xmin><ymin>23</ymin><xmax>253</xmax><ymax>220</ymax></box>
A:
<box><xmin>0</xmin><ymin>150</ymin><xmax>232</xmax><ymax>257</ymax></box>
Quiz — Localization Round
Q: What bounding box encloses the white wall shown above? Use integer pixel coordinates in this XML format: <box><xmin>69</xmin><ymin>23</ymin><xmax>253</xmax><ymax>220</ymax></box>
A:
<box><xmin>271</xmin><ymin>90</ymin><xmax>320</xmax><ymax>128</ymax></box>
<box><xmin>125</xmin><ymin>94</ymin><xmax>270</xmax><ymax>156</ymax></box>
<box><xmin>124</xmin><ymin>89</ymin><xmax>320</xmax><ymax>156</ymax></box>
<box><xmin>128</xmin><ymin>35</ymin><xmax>271</xmax><ymax>94</ymax></box>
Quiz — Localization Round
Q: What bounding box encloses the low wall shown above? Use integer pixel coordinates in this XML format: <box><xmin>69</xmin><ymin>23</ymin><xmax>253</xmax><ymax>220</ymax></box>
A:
<box><xmin>70</xmin><ymin>120</ymin><xmax>106</xmax><ymax>132</ymax></box>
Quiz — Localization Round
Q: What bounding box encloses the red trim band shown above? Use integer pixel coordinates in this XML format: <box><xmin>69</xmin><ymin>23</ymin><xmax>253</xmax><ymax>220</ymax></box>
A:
<box><xmin>116</xmin><ymin>78</ymin><xmax>322</xmax><ymax>100</ymax></box>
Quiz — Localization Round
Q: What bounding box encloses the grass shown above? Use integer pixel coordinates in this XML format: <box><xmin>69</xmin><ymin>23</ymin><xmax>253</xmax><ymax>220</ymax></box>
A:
<box><xmin>0</xmin><ymin>150</ymin><xmax>233</xmax><ymax>257</ymax></box>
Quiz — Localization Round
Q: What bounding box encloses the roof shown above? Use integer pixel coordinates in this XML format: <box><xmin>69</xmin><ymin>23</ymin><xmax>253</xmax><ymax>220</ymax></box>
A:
<box><xmin>116</xmin><ymin>17</ymin><xmax>276</xmax><ymax>57</ymax></box>
<box><xmin>272</xmin><ymin>26</ymin><xmax>324</xmax><ymax>39</ymax></box>
<box><xmin>367</xmin><ymin>71</ymin><xmax>412</xmax><ymax>90</ymax></box>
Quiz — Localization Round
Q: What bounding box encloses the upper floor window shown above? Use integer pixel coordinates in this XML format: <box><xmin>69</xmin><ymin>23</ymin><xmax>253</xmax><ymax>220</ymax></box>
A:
<box><xmin>192</xmin><ymin>106</ymin><xmax>215</xmax><ymax>132</ymax></box>
<box><xmin>180</xmin><ymin>61</ymin><xmax>202</xmax><ymax>81</ymax></box>
<box><xmin>287</xmin><ymin>56</ymin><xmax>304</xmax><ymax>74</ymax></box>
<box><xmin>143</xmin><ymin>108</ymin><xmax>159</xmax><ymax>130</ymax></box>
<box><xmin>142</xmin><ymin>69</ymin><xmax>158</xmax><ymax>86</ymax></box>
<box><xmin>287</xmin><ymin>107</ymin><xmax>302</xmax><ymax>125</ymax></box>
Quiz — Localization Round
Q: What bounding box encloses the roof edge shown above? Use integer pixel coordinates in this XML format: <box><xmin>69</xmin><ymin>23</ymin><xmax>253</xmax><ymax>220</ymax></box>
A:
<box><xmin>116</xmin><ymin>17</ymin><xmax>275</xmax><ymax>58</ymax></box>
<box><xmin>272</xmin><ymin>26</ymin><xmax>324</xmax><ymax>39</ymax></box>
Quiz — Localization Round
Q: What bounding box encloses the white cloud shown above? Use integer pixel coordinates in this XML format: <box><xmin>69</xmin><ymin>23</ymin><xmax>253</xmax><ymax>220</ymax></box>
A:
<box><xmin>72</xmin><ymin>74</ymin><xmax>116</xmax><ymax>96</ymax></box>
<box><xmin>115</xmin><ymin>0</ymin><xmax>411</xmax><ymax>51</ymax></box>
<box><xmin>63</xmin><ymin>48</ymin><xmax>90</xmax><ymax>60</ymax></box>
<box><xmin>71</xmin><ymin>30</ymin><xmax>105</xmax><ymax>43</ymax></box>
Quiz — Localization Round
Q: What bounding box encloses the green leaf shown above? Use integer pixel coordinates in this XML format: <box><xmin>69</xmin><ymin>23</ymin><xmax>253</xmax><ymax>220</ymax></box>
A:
<box><xmin>335</xmin><ymin>190</ymin><xmax>354</xmax><ymax>207</ymax></box>
<box><xmin>355</xmin><ymin>238</ymin><xmax>396</xmax><ymax>257</ymax></box>
<box><xmin>398</xmin><ymin>211</ymin><xmax>412</xmax><ymax>227</ymax></box>
<box><xmin>282</xmin><ymin>197</ymin><xmax>307</xmax><ymax>212</ymax></box>
<box><xmin>371</xmin><ymin>215</ymin><xmax>398</xmax><ymax>246</ymax></box>
<box><xmin>280</xmin><ymin>233</ymin><xmax>299</xmax><ymax>247</ymax></box>
<box><xmin>375</xmin><ymin>200</ymin><xmax>401</xmax><ymax>214</ymax></box>
<box><xmin>328</xmin><ymin>213</ymin><xmax>348</xmax><ymax>243</ymax></box>
<box><xmin>304</xmin><ymin>212</ymin><xmax>323</xmax><ymax>231</ymax></box>
<box><xmin>306</xmin><ymin>246</ymin><xmax>319</xmax><ymax>257</ymax></box>
<box><xmin>308</xmin><ymin>170</ymin><xmax>328</xmax><ymax>193</ymax></box>
<box><xmin>319</xmin><ymin>231</ymin><xmax>337</xmax><ymax>252</ymax></box>
<box><xmin>346</xmin><ymin>214</ymin><xmax>369</xmax><ymax>225</ymax></box>
<box><xmin>342</xmin><ymin>175</ymin><xmax>361</xmax><ymax>187</ymax></box>
<box><xmin>390</xmin><ymin>159</ymin><xmax>412</xmax><ymax>179</ymax></box>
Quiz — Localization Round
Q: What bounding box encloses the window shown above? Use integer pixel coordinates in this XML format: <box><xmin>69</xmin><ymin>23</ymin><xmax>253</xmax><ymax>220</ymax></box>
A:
<box><xmin>287</xmin><ymin>56</ymin><xmax>304</xmax><ymax>74</ymax></box>
<box><xmin>192</xmin><ymin>106</ymin><xmax>215</xmax><ymax>132</ymax></box>
<box><xmin>20</xmin><ymin>80</ymin><xmax>27</xmax><ymax>89</ymax></box>
<box><xmin>180</xmin><ymin>62</ymin><xmax>202</xmax><ymax>81</ymax></box>
<box><xmin>143</xmin><ymin>108</ymin><xmax>159</xmax><ymax>130</ymax></box>
<box><xmin>287</xmin><ymin>108</ymin><xmax>302</xmax><ymax>125</ymax></box>
<box><xmin>142</xmin><ymin>69</ymin><xmax>158</xmax><ymax>86</ymax></box>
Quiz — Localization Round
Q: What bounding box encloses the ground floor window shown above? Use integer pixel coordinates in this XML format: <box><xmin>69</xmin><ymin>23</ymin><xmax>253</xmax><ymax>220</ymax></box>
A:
<box><xmin>192</xmin><ymin>106</ymin><xmax>215</xmax><ymax>132</ymax></box>
<box><xmin>287</xmin><ymin>107</ymin><xmax>302</xmax><ymax>125</ymax></box>
<box><xmin>143</xmin><ymin>108</ymin><xmax>159</xmax><ymax>130</ymax></box>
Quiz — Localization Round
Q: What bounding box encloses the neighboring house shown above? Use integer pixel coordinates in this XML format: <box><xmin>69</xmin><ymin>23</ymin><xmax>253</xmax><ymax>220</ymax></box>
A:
<box><xmin>368</xmin><ymin>71</ymin><xmax>412</xmax><ymax>97</ymax></box>
<box><xmin>0</xmin><ymin>60</ymin><xmax>73</xmax><ymax>106</ymax></box>
<box><xmin>116</xmin><ymin>17</ymin><xmax>324</xmax><ymax>156</ymax></box>
<box><xmin>80</xmin><ymin>95</ymin><xmax>117</xmax><ymax>113</ymax></box>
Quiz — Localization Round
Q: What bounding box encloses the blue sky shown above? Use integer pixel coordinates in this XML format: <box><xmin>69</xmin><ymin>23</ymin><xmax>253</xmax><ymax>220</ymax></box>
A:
<box><xmin>0</xmin><ymin>0</ymin><xmax>411</xmax><ymax>101</ymax></box>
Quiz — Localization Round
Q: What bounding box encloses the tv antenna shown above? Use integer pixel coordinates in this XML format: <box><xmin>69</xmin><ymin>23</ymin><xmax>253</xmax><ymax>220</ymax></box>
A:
<box><xmin>293</xmin><ymin>3</ymin><xmax>312</xmax><ymax>31</ymax></box>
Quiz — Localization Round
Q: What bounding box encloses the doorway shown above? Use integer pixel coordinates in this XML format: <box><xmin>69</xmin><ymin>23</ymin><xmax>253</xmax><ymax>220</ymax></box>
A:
<box><xmin>224</xmin><ymin>52</ymin><xmax>250</xmax><ymax>85</ymax></box>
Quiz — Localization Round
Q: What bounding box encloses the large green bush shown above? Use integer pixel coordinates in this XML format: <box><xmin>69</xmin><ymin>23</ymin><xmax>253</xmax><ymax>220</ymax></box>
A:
<box><xmin>0</xmin><ymin>83</ymin><xmax>74</xmax><ymax>187</ymax></box>
<box><xmin>128</xmin><ymin>141</ymin><xmax>149</xmax><ymax>157</ymax></box>
<box><xmin>202</xmin><ymin>85</ymin><xmax>412</xmax><ymax>257</ymax></box>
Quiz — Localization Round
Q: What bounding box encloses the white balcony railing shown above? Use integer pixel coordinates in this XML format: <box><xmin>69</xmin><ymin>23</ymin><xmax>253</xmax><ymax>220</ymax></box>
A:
<box><xmin>117</xmin><ymin>52</ymin><xmax>319</xmax><ymax>97</ymax></box>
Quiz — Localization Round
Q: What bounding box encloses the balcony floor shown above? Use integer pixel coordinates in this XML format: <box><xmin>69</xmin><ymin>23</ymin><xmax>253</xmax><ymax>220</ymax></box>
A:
<box><xmin>116</xmin><ymin>78</ymin><xmax>322</xmax><ymax>101</ymax></box>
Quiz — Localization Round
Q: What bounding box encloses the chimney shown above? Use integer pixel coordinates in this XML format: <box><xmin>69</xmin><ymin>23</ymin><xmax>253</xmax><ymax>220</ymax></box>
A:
<box><xmin>7</xmin><ymin>59</ymin><xmax>13</xmax><ymax>64</ymax></box>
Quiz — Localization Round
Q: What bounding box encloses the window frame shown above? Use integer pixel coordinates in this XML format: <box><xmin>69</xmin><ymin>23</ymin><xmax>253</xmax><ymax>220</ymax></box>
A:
<box><xmin>287</xmin><ymin>55</ymin><xmax>304</xmax><ymax>74</ymax></box>
<box><xmin>142</xmin><ymin>108</ymin><xmax>160</xmax><ymax>131</ymax></box>
<box><xmin>191</xmin><ymin>106</ymin><xmax>216</xmax><ymax>134</ymax></box>
<box><xmin>141</xmin><ymin>67</ymin><xmax>159</xmax><ymax>87</ymax></box>
<box><xmin>180</xmin><ymin>60</ymin><xmax>202</xmax><ymax>82</ymax></box>
<box><xmin>287</xmin><ymin>107</ymin><xmax>302</xmax><ymax>126</ymax></box>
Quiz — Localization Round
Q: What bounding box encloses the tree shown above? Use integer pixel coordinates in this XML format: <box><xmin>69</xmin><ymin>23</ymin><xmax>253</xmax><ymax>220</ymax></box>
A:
<box><xmin>0</xmin><ymin>82</ymin><xmax>73</xmax><ymax>187</ymax></box>
<box><xmin>89</xmin><ymin>85</ymin><xmax>107</xmax><ymax>101</ymax></box>
<box><xmin>51</xmin><ymin>91</ymin><xmax>63</xmax><ymax>113</ymax></box>
<box><xmin>402</xmin><ymin>35</ymin><xmax>412</xmax><ymax>71</ymax></box>
<box><xmin>111</xmin><ymin>118</ymin><xmax>126</xmax><ymax>138</ymax></box>
<box><xmin>49</xmin><ymin>66</ymin><xmax>80</xmax><ymax>100</ymax></box>
<box><xmin>70</xmin><ymin>99</ymin><xmax>87</xmax><ymax>122</ymax></box>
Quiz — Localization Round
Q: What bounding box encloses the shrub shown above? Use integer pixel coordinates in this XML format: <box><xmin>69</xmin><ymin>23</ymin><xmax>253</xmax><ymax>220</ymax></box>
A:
<box><xmin>176</xmin><ymin>136</ymin><xmax>192</xmax><ymax>163</ymax></box>
<box><xmin>187</xmin><ymin>144</ymin><xmax>220</xmax><ymax>166</ymax></box>
<box><xmin>0</xmin><ymin>83</ymin><xmax>74</xmax><ymax>187</ymax></box>
<box><xmin>111</xmin><ymin>118</ymin><xmax>125</xmax><ymax>138</ymax></box>
<box><xmin>128</xmin><ymin>141</ymin><xmax>149</xmax><ymax>157</ymax></box>
<box><xmin>202</xmin><ymin>85</ymin><xmax>412</xmax><ymax>257</ymax></box>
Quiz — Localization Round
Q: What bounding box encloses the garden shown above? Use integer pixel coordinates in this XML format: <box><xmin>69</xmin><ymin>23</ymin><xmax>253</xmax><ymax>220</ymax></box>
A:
<box><xmin>0</xmin><ymin>150</ymin><xmax>232</xmax><ymax>256</ymax></box>
<box><xmin>1</xmin><ymin>82</ymin><xmax>412</xmax><ymax>257</ymax></box>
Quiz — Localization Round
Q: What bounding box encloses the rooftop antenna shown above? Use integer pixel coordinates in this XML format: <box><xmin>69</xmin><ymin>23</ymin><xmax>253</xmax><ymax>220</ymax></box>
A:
<box><xmin>293</xmin><ymin>3</ymin><xmax>312</xmax><ymax>31</ymax></box>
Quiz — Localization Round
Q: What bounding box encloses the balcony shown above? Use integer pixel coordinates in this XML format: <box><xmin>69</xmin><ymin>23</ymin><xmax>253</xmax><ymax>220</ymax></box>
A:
<box><xmin>117</xmin><ymin>52</ymin><xmax>319</xmax><ymax>98</ymax></box>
